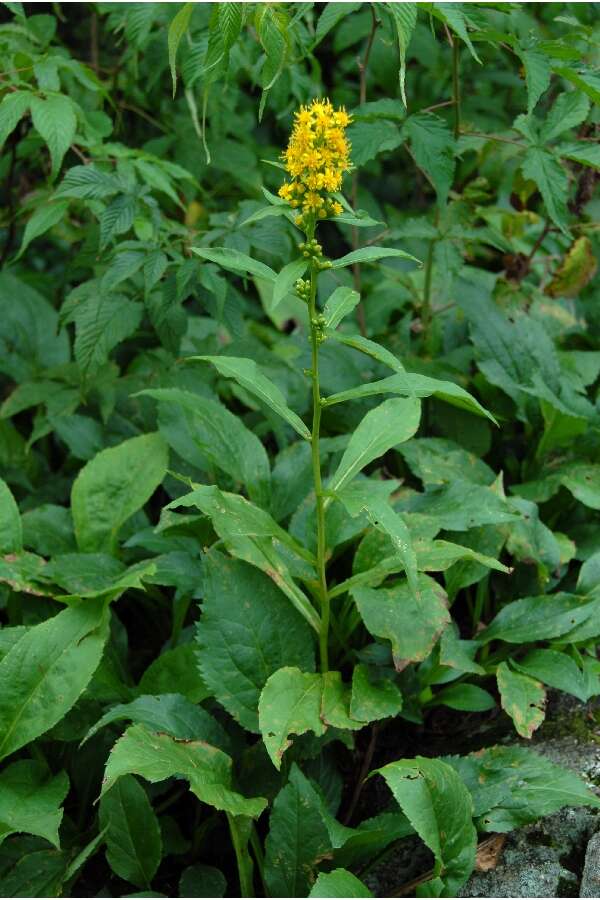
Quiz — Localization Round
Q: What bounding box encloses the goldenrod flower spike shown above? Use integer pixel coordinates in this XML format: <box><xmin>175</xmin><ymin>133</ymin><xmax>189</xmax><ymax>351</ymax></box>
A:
<box><xmin>278</xmin><ymin>98</ymin><xmax>352</xmax><ymax>227</ymax></box>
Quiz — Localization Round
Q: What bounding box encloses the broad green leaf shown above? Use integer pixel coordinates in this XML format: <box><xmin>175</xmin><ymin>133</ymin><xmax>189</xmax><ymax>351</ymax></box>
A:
<box><xmin>0</xmin><ymin>90</ymin><xmax>31</xmax><ymax>150</ymax></box>
<box><xmin>375</xmin><ymin>756</ymin><xmax>476</xmax><ymax>897</ymax></box>
<box><xmin>240</xmin><ymin>204</ymin><xmax>289</xmax><ymax>227</ymax></box>
<box><xmin>179</xmin><ymin>865</ymin><xmax>226</xmax><ymax>898</ymax></box>
<box><xmin>350</xmin><ymin>664</ymin><xmax>402</xmax><ymax>722</ymax></box>
<box><xmin>328</xmin><ymin>398</ymin><xmax>421</xmax><ymax>495</ymax></box>
<box><xmin>310</xmin><ymin>869</ymin><xmax>373</xmax><ymax>898</ymax></box>
<box><xmin>99</xmin><ymin>775</ymin><xmax>162</xmax><ymax>888</ymax></box>
<box><xmin>553</xmin><ymin>65</ymin><xmax>600</xmax><ymax>105</ymax></box>
<box><xmin>432</xmin><ymin>683</ymin><xmax>496</xmax><ymax>712</ymax></box>
<box><xmin>0</xmin><ymin>760</ymin><xmax>68</xmax><ymax>848</ymax></box>
<box><xmin>313</xmin><ymin>2</ymin><xmax>362</xmax><ymax>46</ymax></box>
<box><xmin>138</xmin><ymin>644</ymin><xmax>209</xmax><ymax>704</ymax></box>
<box><xmin>540</xmin><ymin>91</ymin><xmax>590</xmax><ymax>143</ymax></box>
<box><xmin>99</xmin><ymin>195</ymin><xmax>137</xmax><ymax>248</ymax></box>
<box><xmin>16</xmin><ymin>199</ymin><xmax>69</xmax><ymax>259</ymax></box>
<box><xmin>54</xmin><ymin>164</ymin><xmax>122</xmax><ymax>200</ymax></box>
<box><xmin>353</xmin><ymin>574</ymin><xmax>450</xmax><ymax>669</ymax></box>
<box><xmin>73</xmin><ymin>293</ymin><xmax>143</xmax><ymax>378</ymax></box>
<box><xmin>102</xmin><ymin>723</ymin><xmax>266</xmax><ymax>818</ymax></box>
<box><xmin>30</xmin><ymin>94</ymin><xmax>77</xmax><ymax>179</ymax></box>
<box><xmin>167</xmin><ymin>484</ymin><xmax>320</xmax><ymax>631</ymax></box>
<box><xmin>0</xmin><ymin>848</ymin><xmax>67</xmax><ymax>898</ymax></box>
<box><xmin>407</xmin><ymin>479</ymin><xmax>519</xmax><ymax>531</ymax></box>
<box><xmin>140</xmin><ymin>388</ymin><xmax>270</xmax><ymax>506</ymax></box>
<box><xmin>479</xmin><ymin>592</ymin><xmax>600</xmax><ymax>644</ymax></box>
<box><xmin>259</xmin><ymin>668</ymin><xmax>324</xmax><ymax>769</ymax></box>
<box><xmin>513</xmin><ymin>650</ymin><xmax>597</xmax><ymax>703</ymax></box>
<box><xmin>331</xmin><ymin>246</ymin><xmax>420</xmax><ymax>269</ymax></box>
<box><xmin>434</xmin><ymin>2</ymin><xmax>481</xmax><ymax>63</ymax></box>
<box><xmin>272</xmin><ymin>258</ymin><xmax>307</xmax><ymax>310</ymax></box>
<box><xmin>388</xmin><ymin>3</ymin><xmax>417</xmax><ymax>108</ymax></box>
<box><xmin>264</xmin><ymin>764</ymin><xmax>331</xmax><ymax>897</ymax></box>
<box><xmin>520</xmin><ymin>49</ymin><xmax>551</xmax><ymax>113</ymax></box>
<box><xmin>399</xmin><ymin>437</ymin><xmax>494</xmax><ymax>487</ymax></box>
<box><xmin>322</xmin><ymin>286</ymin><xmax>360</xmax><ymax>329</ymax></box>
<box><xmin>496</xmin><ymin>661</ymin><xmax>546</xmax><ymax>739</ymax></box>
<box><xmin>0</xmin><ymin>477</ymin><xmax>21</xmax><ymax>554</ymax></box>
<box><xmin>218</xmin><ymin>2</ymin><xmax>243</xmax><ymax>50</ymax></box>
<box><xmin>168</xmin><ymin>3</ymin><xmax>194</xmax><ymax>96</ymax></box>
<box><xmin>403</xmin><ymin>112</ymin><xmax>455</xmax><ymax>204</ymax></box>
<box><xmin>522</xmin><ymin>147</ymin><xmax>570</xmax><ymax>235</ymax></box>
<box><xmin>439</xmin><ymin>623</ymin><xmax>485</xmax><ymax>676</ymax></box>
<box><xmin>196</xmin><ymin>552</ymin><xmax>315</xmax><ymax>731</ymax></box>
<box><xmin>82</xmin><ymin>694</ymin><xmax>230</xmax><ymax>751</ymax></box>
<box><xmin>194</xmin><ymin>356</ymin><xmax>311</xmax><ymax>440</ymax></box>
<box><xmin>556</xmin><ymin>140</ymin><xmax>600</xmax><ymax>170</ymax></box>
<box><xmin>446</xmin><ymin>745</ymin><xmax>600</xmax><ymax>833</ymax></box>
<box><xmin>560</xmin><ymin>463</ymin><xmax>600</xmax><ymax>509</ymax></box>
<box><xmin>71</xmin><ymin>433</ymin><xmax>168</xmax><ymax>554</ymax></box>
<box><xmin>191</xmin><ymin>247</ymin><xmax>277</xmax><ymax>282</ymax></box>
<box><xmin>323</xmin><ymin>372</ymin><xmax>495</xmax><ymax>422</ymax></box>
<box><xmin>0</xmin><ymin>598</ymin><xmax>109</xmax><ymax>761</ymax></box>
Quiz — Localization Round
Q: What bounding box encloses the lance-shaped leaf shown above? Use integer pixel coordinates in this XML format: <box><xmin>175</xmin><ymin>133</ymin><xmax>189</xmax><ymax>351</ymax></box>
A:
<box><xmin>323</xmin><ymin>372</ymin><xmax>495</xmax><ymax>422</ymax></box>
<box><xmin>272</xmin><ymin>258</ymin><xmax>307</xmax><ymax>309</ymax></box>
<box><xmin>389</xmin><ymin>2</ymin><xmax>417</xmax><ymax>108</ymax></box>
<box><xmin>329</xmin><ymin>332</ymin><xmax>406</xmax><ymax>374</ymax></box>
<box><xmin>322</xmin><ymin>286</ymin><xmax>360</xmax><ymax>330</ymax></box>
<box><xmin>193</xmin><ymin>356</ymin><xmax>311</xmax><ymax>440</ymax></box>
<box><xmin>99</xmin><ymin>775</ymin><xmax>162</xmax><ymax>888</ymax></box>
<box><xmin>102</xmin><ymin>723</ymin><xmax>267</xmax><ymax>819</ymax></box>
<box><xmin>496</xmin><ymin>661</ymin><xmax>546</xmax><ymax>739</ymax></box>
<box><xmin>374</xmin><ymin>757</ymin><xmax>476</xmax><ymax>897</ymax></box>
<box><xmin>328</xmin><ymin>398</ymin><xmax>421</xmax><ymax>497</ymax></box>
<box><xmin>331</xmin><ymin>246</ymin><xmax>420</xmax><ymax>269</ymax></box>
<box><xmin>478</xmin><ymin>592</ymin><xmax>600</xmax><ymax>644</ymax></box>
<box><xmin>0</xmin><ymin>760</ymin><xmax>69</xmax><ymax>848</ymax></box>
<box><xmin>191</xmin><ymin>247</ymin><xmax>277</xmax><ymax>282</ymax></box>
<box><xmin>196</xmin><ymin>552</ymin><xmax>316</xmax><ymax>732</ymax></box>
<box><xmin>0</xmin><ymin>598</ymin><xmax>109</xmax><ymax>761</ymax></box>
<box><xmin>0</xmin><ymin>477</ymin><xmax>21</xmax><ymax>554</ymax></box>
<box><xmin>352</xmin><ymin>574</ymin><xmax>450</xmax><ymax>670</ymax></box>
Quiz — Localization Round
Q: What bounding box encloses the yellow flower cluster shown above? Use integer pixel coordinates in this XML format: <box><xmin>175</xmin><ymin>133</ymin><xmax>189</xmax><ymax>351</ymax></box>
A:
<box><xmin>278</xmin><ymin>98</ymin><xmax>352</xmax><ymax>225</ymax></box>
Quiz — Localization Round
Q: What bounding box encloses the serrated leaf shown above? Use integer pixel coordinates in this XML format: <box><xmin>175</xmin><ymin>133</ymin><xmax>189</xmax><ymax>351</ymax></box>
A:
<box><xmin>194</xmin><ymin>355</ymin><xmax>310</xmax><ymax>440</ymax></box>
<box><xmin>374</xmin><ymin>756</ymin><xmax>476</xmax><ymax>897</ymax></box>
<box><xmin>388</xmin><ymin>2</ymin><xmax>417</xmax><ymax>107</ymax></box>
<box><xmin>521</xmin><ymin>147</ymin><xmax>570</xmax><ymax>235</ymax></box>
<box><xmin>102</xmin><ymin>723</ymin><xmax>267</xmax><ymax>818</ymax></box>
<box><xmin>71</xmin><ymin>433</ymin><xmax>168</xmax><ymax>554</ymax></box>
<box><xmin>496</xmin><ymin>661</ymin><xmax>546</xmax><ymax>738</ymax></box>
<box><xmin>168</xmin><ymin>3</ymin><xmax>194</xmax><ymax>97</ymax></box>
<box><xmin>520</xmin><ymin>49</ymin><xmax>551</xmax><ymax>114</ymax></box>
<box><xmin>73</xmin><ymin>294</ymin><xmax>142</xmax><ymax>378</ymax></box>
<box><xmin>100</xmin><ymin>194</ymin><xmax>137</xmax><ymax>248</ymax></box>
<box><xmin>540</xmin><ymin>91</ymin><xmax>590</xmax><ymax>143</ymax></box>
<box><xmin>218</xmin><ymin>3</ymin><xmax>243</xmax><ymax>50</ymax></box>
<box><xmin>0</xmin><ymin>598</ymin><xmax>108</xmax><ymax>761</ymax></box>
<box><xmin>0</xmin><ymin>761</ymin><xmax>69</xmax><ymax>848</ymax></box>
<box><xmin>16</xmin><ymin>199</ymin><xmax>68</xmax><ymax>259</ymax></box>
<box><xmin>314</xmin><ymin>2</ymin><xmax>362</xmax><ymax>47</ymax></box>
<box><xmin>403</xmin><ymin>112</ymin><xmax>455</xmax><ymax>204</ymax></box>
<box><xmin>556</xmin><ymin>140</ymin><xmax>600</xmax><ymax>170</ymax></box>
<box><xmin>30</xmin><ymin>94</ymin><xmax>77</xmax><ymax>179</ymax></box>
<box><xmin>54</xmin><ymin>164</ymin><xmax>122</xmax><ymax>200</ymax></box>
<box><xmin>0</xmin><ymin>90</ymin><xmax>31</xmax><ymax>150</ymax></box>
<box><xmin>99</xmin><ymin>775</ymin><xmax>162</xmax><ymax>888</ymax></box>
<box><xmin>0</xmin><ymin>477</ymin><xmax>21</xmax><ymax>554</ymax></box>
<box><xmin>196</xmin><ymin>552</ymin><xmax>315</xmax><ymax>732</ymax></box>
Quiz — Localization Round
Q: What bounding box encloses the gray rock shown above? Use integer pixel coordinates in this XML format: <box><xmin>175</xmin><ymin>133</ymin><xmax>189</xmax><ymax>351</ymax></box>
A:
<box><xmin>580</xmin><ymin>832</ymin><xmax>600</xmax><ymax>898</ymax></box>
<box><xmin>460</xmin><ymin>837</ymin><xmax>578</xmax><ymax>898</ymax></box>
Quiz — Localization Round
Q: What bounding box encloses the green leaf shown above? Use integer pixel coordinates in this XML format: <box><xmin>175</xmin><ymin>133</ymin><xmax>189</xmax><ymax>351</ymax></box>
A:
<box><xmin>331</xmin><ymin>246</ymin><xmax>420</xmax><ymax>269</ymax></box>
<box><xmin>0</xmin><ymin>849</ymin><xmax>67</xmax><ymax>898</ymax></box>
<box><xmin>196</xmin><ymin>552</ymin><xmax>315</xmax><ymax>732</ymax></box>
<box><xmin>374</xmin><ymin>756</ymin><xmax>476</xmax><ymax>897</ymax></box>
<box><xmin>71</xmin><ymin>433</ymin><xmax>168</xmax><ymax>554</ymax></box>
<box><xmin>191</xmin><ymin>247</ymin><xmax>277</xmax><ymax>282</ymax></box>
<box><xmin>239</xmin><ymin>204</ymin><xmax>289</xmax><ymax>228</ymax></box>
<box><xmin>521</xmin><ymin>147</ymin><xmax>570</xmax><ymax>235</ymax></box>
<box><xmin>55</xmin><ymin>164</ymin><xmax>122</xmax><ymax>200</ymax></box>
<box><xmin>167</xmin><ymin>484</ymin><xmax>319</xmax><ymax>632</ymax></box>
<box><xmin>388</xmin><ymin>3</ymin><xmax>417</xmax><ymax>107</ymax></box>
<box><xmin>329</xmin><ymin>332</ymin><xmax>406</xmax><ymax>374</ymax></box>
<box><xmin>0</xmin><ymin>477</ymin><xmax>21</xmax><ymax>554</ymax></box>
<box><xmin>557</xmin><ymin>140</ymin><xmax>600</xmax><ymax>170</ymax></box>
<box><xmin>168</xmin><ymin>3</ymin><xmax>194</xmax><ymax>97</ymax></box>
<box><xmin>30</xmin><ymin>94</ymin><xmax>77</xmax><ymax>179</ymax></box>
<box><xmin>218</xmin><ymin>2</ymin><xmax>243</xmax><ymax>50</ymax></box>
<box><xmin>138</xmin><ymin>645</ymin><xmax>209</xmax><ymax>704</ymax></box>
<box><xmin>553</xmin><ymin>66</ymin><xmax>600</xmax><ymax>105</ymax></box>
<box><xmin>100</xmin><ymin>195</ymin><xmax>137</xmax><ymax>248</ymax></box>
<box><xmin>540</xmin><ymin>91</ymin><xmax>590</xmax><ymax>143</ymax></box>
<box><xmin>0</xmin><ymin>598</ymin><xmax>109</xmax><ymax>761</ymax></box>
<box><xmin>73</xmin><ymin>293</ymin><xmax>142</xmax><ymax>378</ymax></box>
<box><xmin>434</xmin><ymin>2</ymin><xmax>481</xmax><ymax>63</ymax></box>
<box><xmin>403</xmin><ymin>113</ymin><xmax>455</xmax><ymax>204</ymax></box>
<box><xmin>479</xmin><ymin>592</ymin><xmax>600</xmax><ymax>644</ymax></box>
<box><xmin>194</xmin><ymin>356</ymin><xmax>311</xmax><ymax>440</ymax></box>
<box><xmin>310</xmin><ymin>869</ymin><xmax>373</xmax><ymax>898</ymax></box>
<box><xmin>102</xmin><ymin>723</ymin><xmax>266</xmax><ymax>818</ymax></box>
<box><xmin>272</xmin><ymin>258</ymin><xmax>307</xmax><ymax>310</ymax></box>
<box><xmin>314</xmin><ymin>3</ymin><xmax>362</xmax><ymax>47</ymax></box>
<box><xmin>353</xmin><ymin>574</ymin><xmax>450</xmax><ymax>669</ymax></box>
<box><xmin>140</xmin><ymin>388</ymin><xmax>270</xmax><ymax>507</ymax></box>
<box><xmin>0</xmin><ymin>760</ymin><xmax>69</xmax><ymax>848</ymax></box>
<box><xmin>520</xmin><ymin>49</ymin><xmax>551</xmax><ymax>113</ymax></box>
<box><xmin>0</xmin><ymin>90</ymin><xmax>31</xmax><ymax>150</ymax></box>
<box><xmin>496</xmin><ymin>661</ymin><xmax>546</xmax><ymax>739</ymax></box>
<box><xmin>350</xmin><ymin>664</ymin><xmax>403</xmax><ymax>723</ymax></box>
<box><xmin>264</xmin><ymin>764</ymin><xmax>331</xmax><ymax>897</ymax></box>
<box><xmin>513</xmin><ymin>649</ymin><xmax>596</xmax><ymax>703</ymax></box>
<box><xmin>82</xmin><ymin>694</ymin><xmax>230</xmax><ymax>751</ymax></box>
<box><xmin>445</xmin><ymin>745</ymin><xmax>600</xmax><ymax>833</ymax></box>
<box><xmin>322</xmin><ymin>286</ymin><xmax>360</xmax><ymax>329</ymax></box>
<box><xmin>179</xmin><ymin>865</ymin><xmax>226</xmax><ymax>898</ymax></box>
<box><xmin>99</xmin><ymin>775</ymin><xmax>162</xmax><ymax>888</ymax></box>
<box><xmin>329</xmin><ymin>398</ymin><xmax>421</xmax><ymax>494</ymax></box>
<box><xmin>432</xmin><ymin>683</ymin><xmax>496</xmax><ymax>712</ymax></box>
<box><xmin>16</xmin><ymin>199</ymin><xmax>69</xmax><ymax>259</ymax></box>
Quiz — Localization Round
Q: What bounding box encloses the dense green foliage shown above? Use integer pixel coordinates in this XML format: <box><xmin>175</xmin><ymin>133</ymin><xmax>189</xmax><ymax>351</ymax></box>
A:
<box><xmin>0</xmin><ymin>2</ymin><xmax>599</xmax><ymax>897</ymax></box>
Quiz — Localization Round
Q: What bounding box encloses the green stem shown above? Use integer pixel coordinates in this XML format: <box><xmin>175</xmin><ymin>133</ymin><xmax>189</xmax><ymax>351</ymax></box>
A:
<box><xmin>452</xmin><ymin>39</ymin><xmax>460</xmax><ymax>141</ymax></box>
<box><xmin>421</xmin><ymin>237</ymin><xmax>435</xmax><ymax>351</ymax></box>
<box><xmin>227</xmin><ymin>814</ymin><xmax>254</xmax><ymax>898</ymax></box>
<box><xmin>307</xmin><ymin>226</ymin><xmax>330</xmax><ymax>672</ymax></box>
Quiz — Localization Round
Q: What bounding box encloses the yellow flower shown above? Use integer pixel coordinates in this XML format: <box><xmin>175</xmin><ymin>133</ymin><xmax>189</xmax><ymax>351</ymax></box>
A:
<box><xmin>278</xmin><ymin>98</ymin><xmax>352</xmax><ymax>224</ymax></box>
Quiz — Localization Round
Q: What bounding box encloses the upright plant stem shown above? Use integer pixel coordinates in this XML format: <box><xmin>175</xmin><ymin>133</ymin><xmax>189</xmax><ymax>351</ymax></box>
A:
<box><xmin>227</xmin><ymin>814</ymin><xmax>254</xmax><ymax>898</ymax></box>
<box><xmin>421</xmin><ymin>237</ymin><xmax>435</xmax><ymax>349</ymax></box>
<box><xmin>452</xmin><ymin>39</ymin><xmax>460</xmax><ymax>140</ymax></box>
<box><xmin>307</xmin><ymin>230</ymin><xmax>330</xmax><ymax>672</ymax></box>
